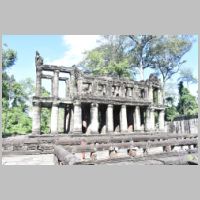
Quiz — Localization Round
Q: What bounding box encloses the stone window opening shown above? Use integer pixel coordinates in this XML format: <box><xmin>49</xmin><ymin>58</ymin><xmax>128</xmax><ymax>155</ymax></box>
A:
<box><xmin>41</xmin><ymin>79</ymin><xmax>52</xmax><ymax>97</ymax></box>
<box><xmin>140</xmin><ymin>89</ymin><xmax>145</xmax><ymax>99</ymax></box>
<box><xmin>140</xmin><ymin>107</ymin><xmax>145</xmax><ymax>130</ymax></box>
<box><xmin>59</xmin><ymin>80</ymin><xmax>66</xmax><ymax>98</ymax></box>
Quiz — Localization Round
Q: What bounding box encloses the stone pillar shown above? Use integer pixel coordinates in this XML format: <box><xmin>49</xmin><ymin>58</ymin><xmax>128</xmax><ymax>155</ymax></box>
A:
<box><xmin>65</xmin><ymin>80</ymin><xmax>69</xmax><ymax>97</ymax></box>
<box><xmin>32</xmin><ymin>102</ymin><xmax>41</xmax><ymax>135</ymax></box>
<box><xmin>51</xmin><ymin>103</ymin><xmax>59</xmax><ymax>134</ymax></box>
<box><xmin>70</xmin><ymin>72</ymin><xmax>76</xmax><ymax>97</ymax></box>
<box><xmin>145</xmin><ymin>108</ymin><xmax>151</xmax><ymax>131</ymax></box>
<box><xmin>120</xmin><ymin>105</ymin><xmax>128</xmax><ymax>132</ymax></box>
<box><xmin>158</xmin><ymin>89</ymin><xmax>163</xmax><ymax>104</ymax></box>
<box><xmin>90</xmin><ymin>103</ymin><xmax>99</xmax><ymax>134</ymax></box>
<box><xmin>148</xmin><ymin>85</ymin><xmax>153</xmax><ymax>102</ymax></box>
<box><xmin>106</xmin><ymin>104</ymin><xmax>114</xmax><ymax>133</ymax></box>
<box><xmin>70</xmin><ymin>106</ymin><xmax>74</xmax><ymax>132</ymax></box>
<box><xmin>134</xmin><ymin>106</ymin><xmax>141</xmax><ymax>131</ymax></box>
<box><xmin>150</xmin><ymin>109</ymin><xmax>155</xmax><ymax>131</ymax></box>
<box><xmin>159</xmin><ymin>110</ymin><xmax>165</xmax><ymax>131</ymax></box>
<box><xmin>73</xmin><ymin>101</ymin><xmax>82</xmax><ymax>134</ymax></box>
<box><xmin>53</xmin><ymin>70</ymin><xmax>59</xmax><ymax>98</ymax></box>
<box><xmin>64</xmin><ymin>107</ymin><xmax>70</xmax><ymax>133</ymax></box>
<box><xmin>51</xmin><ymin>78</ymin><xmax>54</xmax><ymax>97</ymax></box>
<box><xmin>35</xmin><ymin>68</ymin><xmax>42</xmax><ymax>96</ymax></box>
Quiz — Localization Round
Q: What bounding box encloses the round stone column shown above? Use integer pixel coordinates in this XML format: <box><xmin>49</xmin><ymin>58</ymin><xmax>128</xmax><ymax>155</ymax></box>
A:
<box><xmin>150</xmin><ymin>108</ymin><xmax>155</xmax><ymax>131</ymax></box>
<box><xmin>53</xmin><ymin>70</ymin><xmax>59</xmax><ymax>98</ymax></box>
<box><xmin>148</xmin><ymin>85</ymin><xmax>153</xmax><ymax>102</ymax></box>
<box><xmin>73</xmin><ymin>101</ymin><xmax>82</xmax><ymax>134</ymax></box>
<box><xmin>32</xmin><ymin>102</ymin><xmax>41</xmax><ymax>135</ymax></box>
<box><xmin>134</xmin><ymin>106</ymin><xmax>141</xmax><ymax>131</ymax></box>
<box><xmin>90</xmin><ymin>103</ymin><xmax>99</xmax><ymax>134</ymax></box>
<box><xmin>120</xmin><ymin>105</ymin><xmax>128</xmax><ymax>133</ymax></box>
<box><xmin>51</xmin><ymin>103</ymin><xmax>59</xmax><ymax>134</ymax></box>
<box><xmin>106</xmin><ymin>104</ymin><xmax>114</xmax><ymax>133</ymax></box>
<box><xmin>35</xmin><ymin>68</ymin><xmax>42</xmax><ymax>96</ymax></box>
<box><xmin>159</xmin><ymin>110</ymin><xmax>165</xmax><ymax>131</ymax></box>
<box><xmin>145</xmin><ymin>108</ymin><xmax>151</xmax><ymax>131</ymax></box>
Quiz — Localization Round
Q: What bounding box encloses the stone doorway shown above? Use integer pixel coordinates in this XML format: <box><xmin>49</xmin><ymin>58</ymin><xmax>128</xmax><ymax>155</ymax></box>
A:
<box><xmin>113</xmin><ymin>105</ymin><xmax>121</xmax><ymax>132</ymax></box>
<box><xmin>82</xmin><ymin>103</ymin><xmax>91</xmax><ymax>133</ymax></box>
<box><xmin>98</xmin><ymin>104</ymin><xmax>107</xmax><ymax>134</ymax></box>
<box><xmin>127</xmin><ymin>106</ymin><xmax>134</xmax><ymax>132</ymax></box>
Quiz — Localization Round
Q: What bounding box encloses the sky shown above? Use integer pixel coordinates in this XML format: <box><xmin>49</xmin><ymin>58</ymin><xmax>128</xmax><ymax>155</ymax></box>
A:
<box><xmin>2</xmin><ymin>35</ymin><xmax>198</xmax><ymax>98</ymax></box>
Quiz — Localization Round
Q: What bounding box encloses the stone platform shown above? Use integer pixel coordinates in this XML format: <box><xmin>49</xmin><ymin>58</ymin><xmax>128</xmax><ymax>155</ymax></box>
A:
<box><xmin>2</xmin><ymin>154</ymin><xmax>56</xmax><ymax>165</ymax></box>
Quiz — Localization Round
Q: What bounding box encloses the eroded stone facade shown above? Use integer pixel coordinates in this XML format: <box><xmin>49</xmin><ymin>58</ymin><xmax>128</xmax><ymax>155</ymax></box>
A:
<box><xmin>32</xmin><ymin>52</ymin><xmax>165</xmax><ymax>135</ymax></box>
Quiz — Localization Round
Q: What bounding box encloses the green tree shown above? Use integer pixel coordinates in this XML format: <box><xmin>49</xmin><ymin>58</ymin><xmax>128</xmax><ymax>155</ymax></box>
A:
<box><xmin>127</xmin><ymin>35</ymin><xmax>157</xmax><ymax>80</ymax></box>
<box><xmin>40</xmin><ymin>87</ymin><xmax>51</xmax><ymax>134</ymax></box>
<box><xmin>2</xmin><ymin>44</ymin><xmax>17</xmax><ymax>70</ymax></box>
<box><xmin>150</xmin><ymin>35</ymin><xmax>193</xmax><ymax>99</ymax></box>
<box><xmin>165</xmin><ymin>96</ymin><xmax>179</xmax><ymax>121</ymax></box>
<box><xmin>81</xmin><ymin>35</ymin><xmax>135</xmax><ymax>78</ymax></box>
<box><xmin>177</xmin><ymin>81</ymin><xmax>198</xmax><ymax>115</ymax></box>
<box><xmin>2</xmin><ymin>45</ymin><xmax>34</xmax><ymax>136</ymax></box>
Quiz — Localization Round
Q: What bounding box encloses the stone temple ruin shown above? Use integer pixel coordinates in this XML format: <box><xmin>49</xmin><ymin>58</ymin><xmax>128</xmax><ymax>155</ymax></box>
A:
<box><xmin>32</xmin><ymin>52</ymin><xmax>165</xmax><ymax>135</ymax></box>
<box><xmin>2</xmin><ymin>52</ymin><xmax>198</xmax><ymax>165</ymax></box>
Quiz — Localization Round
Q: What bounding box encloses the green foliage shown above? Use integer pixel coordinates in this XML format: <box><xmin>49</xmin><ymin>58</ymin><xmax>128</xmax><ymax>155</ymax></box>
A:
<box><xmin>177</xmin><ymin>81</ymin><xmax>198</xmax><ymax>115</ymax></box>
<box><xmin>165</xmin><ymin>106</ymin><xmax>179</xmax><ymax>121</ymax></box>
<box><xmin>2</xmin><ymin>44</ymin><xmax>17</xmax><ymax>70</ymax></box>
<box><xmin>2</xmin><ymin>44</ymin><xmax>34</xmax><ymax>136</ymax></box>
<box><xmin>81</xmin><ymin>36</ymin><xmax>135</xmax><ymax>78</ymax></box>
<box><xmin>128</xmin><ymin>35</ymin><xmax>157</xmax><ymax>80</ymax></box>
<box><xmin>150</xmin><ymin>36</ymin><xmax>192</xmax><ymax>86</ymax></box>
<box><xmin>40</xmin><ymin>88</ymin><xmax>51</xmax><ymax>134</ymax></box>
<box><xmin>2</xmin><ymin>106</ymin><xmax>32</xmax><ymax>135</ymax></box>
<box><xmin>165</xmin><ymin>81</ymin><xmax>198</xmax><ymax>121</ymax></box>
<box><xmin>41</xmin><ymin>108</ymin><xmax>51</xmax><ymax>134</ymax></box>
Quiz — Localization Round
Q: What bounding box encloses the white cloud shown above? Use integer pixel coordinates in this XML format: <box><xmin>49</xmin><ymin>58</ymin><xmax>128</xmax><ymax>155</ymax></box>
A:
<box><xmin>47</xmin><ymin>35</ymin><xmax>101</xmax><ymax>66</ymax></box>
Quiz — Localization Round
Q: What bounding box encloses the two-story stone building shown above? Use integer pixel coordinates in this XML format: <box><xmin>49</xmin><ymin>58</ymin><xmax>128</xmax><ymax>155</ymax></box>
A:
<box><xmin>32</xmin><ymin>52</ymin><xmax>165</xmax><ymax>135</ymax></box>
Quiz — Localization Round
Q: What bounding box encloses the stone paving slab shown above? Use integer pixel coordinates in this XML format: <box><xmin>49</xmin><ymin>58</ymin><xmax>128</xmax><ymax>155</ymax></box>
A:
<box><xmin>2</xmin><ymin>154</ymin><xmax>56</xmax><ymax>165</ymax></box>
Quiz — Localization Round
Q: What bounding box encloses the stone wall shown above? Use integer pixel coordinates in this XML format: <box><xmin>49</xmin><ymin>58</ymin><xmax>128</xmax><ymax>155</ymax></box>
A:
<box><xmin>166</xmin><ymin>116</ymin><xmax>198</xmax><ymax>134</ymax></box>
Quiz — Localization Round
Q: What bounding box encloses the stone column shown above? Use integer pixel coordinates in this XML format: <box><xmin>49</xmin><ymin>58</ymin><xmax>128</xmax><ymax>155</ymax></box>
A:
<box><xmin>145</xmin><ymin>108</ymin><xmax>151</xmax><ymax>131</ymax></box>
<box><xmin>65</xmin><ymin>80</ymin><xmax>69</xmax><ymax>97</ymax></box>
<box><xmin>70</xmin><ymin>72</ymin><xmax>76</xmax><ymax>97</ymax></box>
<box><xmin>159</xmin><ymin>110</ymin><xmax>165</xmax><ymax>131</ymax></box>
<box><xmin>51</xmin><ymin>78</ymin><xmax>54</xmax><ymax>97</ymax></box>
<box><xmin>148</xmin><ymin>85</ymin><xmax>153</xmax><ymax>102</ymax></box>
<box><xmin>64</xmin><ymin>107</ymin><xmax>70</xmax><ymax>133</ymax></box>
<box><xmin>70</xmin><ymin>106</ymin><xmax>74</xmax><ymax>132</ymax></box>
<box><xmin>120</xmin><ymin>105</ymin><xmax>128</xmax><ymax>133</ymax></box>
<box><xmin>134</xmin><ymin>106</ymin><xmax>141</xmax><ymax>131</ymax></box>
<box><xmin>32</xmin><ymin>102</ymin><xmax>41</xmax><ymax>135</ymax></box>
<box><xmin>90</xmin><ymin>103</ymin><xmax>99</xmax><ymax>134</ymax></box>
<box><xmin>53</xmin><ymin>70</ymin><xmax>59</xmax><ymax>98</ymax></box>
<box><xmin>106</xmin><ymin>104</ymin><xmax>114</xmax><ymax>133</ymax></box>
<box><xmin>73</xmin><ymin>101</ymin><xmax>82</xmax><ymax>134</ymax></box>
<box><xmin>35</xmin><ymin>68</ymin><xmax>42</xmax><ymax>96</ymax></box>
<box><xmin>150</xmin><ymin>109</ymin><xmax>155</xmax><ymax>131</ymax></box>
<box><xmin>158</xmin><ymin>89</ymin><xmax>163</xmax><ymax>104</ymax></box>
<box><xmin>51</xmin><ymin>103</ymin><xmax>59</xmax><ymax>134</ymax></box>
